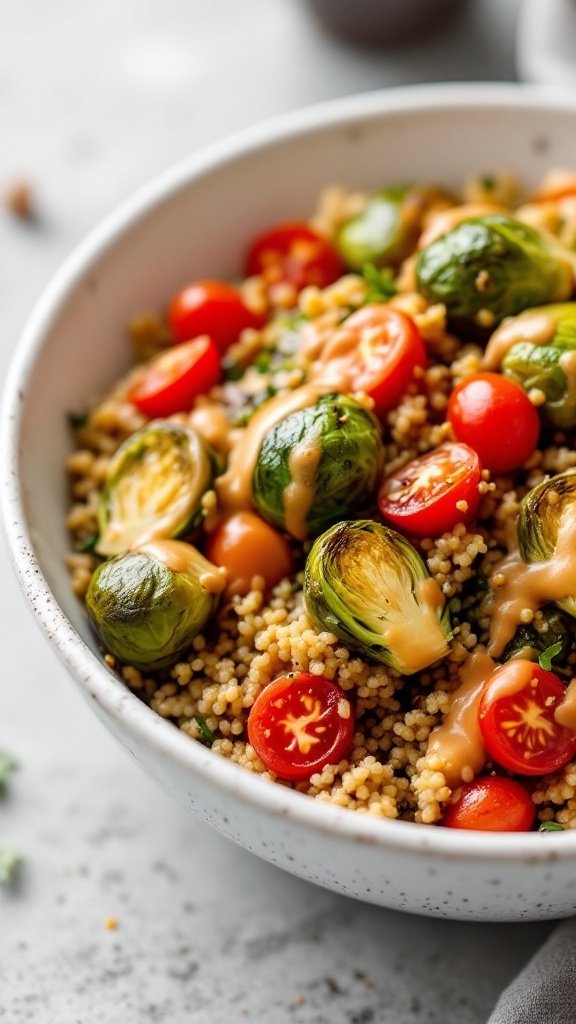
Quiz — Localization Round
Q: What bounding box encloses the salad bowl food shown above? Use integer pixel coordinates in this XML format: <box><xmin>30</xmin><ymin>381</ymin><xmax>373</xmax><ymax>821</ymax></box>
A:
<box><xmin>5</xmin><ymin>84</ymin><xmax>576</xmax><ymax>921</ymax></box>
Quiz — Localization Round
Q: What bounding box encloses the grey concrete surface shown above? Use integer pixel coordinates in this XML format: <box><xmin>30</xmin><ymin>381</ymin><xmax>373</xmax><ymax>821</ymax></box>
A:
<box><xmin>0</xmin><ymin>1</ymin><xmax>556</xmax><ymax>1021</ymax></box>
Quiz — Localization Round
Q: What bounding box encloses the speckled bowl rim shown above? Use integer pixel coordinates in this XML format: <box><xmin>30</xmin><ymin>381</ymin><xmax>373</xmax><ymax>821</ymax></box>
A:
<box><xmin>4</xmin><ymin>82</ymin><xmax>576</xmax><ymax>862</ymax></box>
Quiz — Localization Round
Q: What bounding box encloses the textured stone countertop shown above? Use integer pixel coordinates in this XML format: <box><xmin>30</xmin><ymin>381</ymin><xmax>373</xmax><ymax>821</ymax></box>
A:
<box><xmin>0</xmin><ymin>1</ymin><xmax>555</xmax><ymax>1021</ymax></box>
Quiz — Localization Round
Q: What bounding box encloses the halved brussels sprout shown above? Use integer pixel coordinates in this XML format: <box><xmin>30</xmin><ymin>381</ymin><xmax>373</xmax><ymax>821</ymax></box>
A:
<box><xmin>518</xmin><ymin>469</ymin><xmax>576</xmax><ymax>618</ymax></box>
<box><xmin>502</xmin><ymin>604</ymin><xmax>573</xmax><ymax>666</ymax></box>
<box><xmin>336</xmin><ymin>186</ymin><xmax>448</xmax><ymax>271</ymax></box>
<box><xmin>501</xmin><ymin>303</ymin><xmax>576</xmax><ymax>428</ymax></box>
<box><xmin>304</xmin><ymin>520</ymin><xmax>452</xmax><ymax>675</ymax></box>
<box><xmin>252</xmin><ymin>394</ymin><xmax>384</xmax><ymax>541</ymax></box>
<box><xmin>86</xmin><ymin>539</ymin><xmax>224</xmax><ymax>669</ymax></box>
<box><xmin>97</xmin><ymin>422</ymin><xmax>217</xmax><ymax>556</ymax></box>
<box><xmin>415</xmin><ymin>215</ymin><xmax>574</xmax><ymax>333</ymax></box>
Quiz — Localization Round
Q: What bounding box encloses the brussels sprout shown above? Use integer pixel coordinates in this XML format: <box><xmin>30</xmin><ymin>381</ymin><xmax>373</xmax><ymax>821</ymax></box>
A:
<box><xmin>502</xmin><ymin>604</ymin><xmax>573</xmax><ymax>666</ymax></box>
<box><xmin>304</xmin><ymin>520</ymin><xmax>452</xmax><ymax>675</ymax></box>
<box><xmin>86</xmin><ymin>539</ymin><xmax>224</xmax><ymax>669</ymax></box>
<box><xmin>518</xmin><ymin>469</ymin><xmax>576</xmax><ymax>618</ymax></box>
<box><xmin>415</xmin><ymin>215</ymin><xmax>574</xmax><ymax>333</ymax></box>
<box><xmin>98</xmin><ymin>422</ymin><xmax>217</xmax><ymax>556</ymax></box>
<box><xmin>501</xmin><ymin>304</ymin><xmax>576</xmax><ymax>428</ymax></box>
<box><xmin>336</xmin><ymin>186</ymin><xmax>448</xmax><ymax>271</ymax></box>
<box><xmin>252</xmin><ymin>394</ymin><xmax>383</xmax><ymax>541</ymax></box>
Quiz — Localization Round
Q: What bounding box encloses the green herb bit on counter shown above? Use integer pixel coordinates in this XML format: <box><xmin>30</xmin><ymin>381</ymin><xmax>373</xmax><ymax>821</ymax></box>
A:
<box><xmin>0</xmin><ymin>750</ymin><xmax>16</xmax><ymax>797</ymax></box>
<box><xmin>0</xmin><ymin>847</ymin><xmax>21</xmax><ymax>883</ymax></box>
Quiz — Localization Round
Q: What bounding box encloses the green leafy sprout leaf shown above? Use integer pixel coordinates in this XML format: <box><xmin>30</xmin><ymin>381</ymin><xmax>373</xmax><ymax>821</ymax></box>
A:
<box><xmin>538</xmin><ymin>641</ymin><xmax>563</xmax><ymax>671</ymax></box>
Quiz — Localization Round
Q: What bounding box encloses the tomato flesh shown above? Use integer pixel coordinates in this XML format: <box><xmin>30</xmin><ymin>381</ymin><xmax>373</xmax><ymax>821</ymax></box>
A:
<box><xmin>168</xmin><ymin>279</ymin><xmax>264</xmax><ymax>353</ymax></box>
<box><xmin>247</xmin><ymin>673</ymin><xmax>355</xmax><ymax>780</ymax></box>
<box><xmin>478</xmin><ymin>661</ymin><xmax>576</xmax><ymax>777</ymax></box>
<box><xmin>314</xmin><ymin>305</ymin><xmax>426</xmax><ymax>417</ymax></box>
<box><xmin>127</xmin><ymin>335</ymin><xmax>221</xmax><ymax>418</ymax></box>
<box><xmin>245</xmin><ymin>222</ymin><xmax>345</xmax><ymax>292</ymax></box>
<box><xmin>378</xmin><ymin>441</ymin><xmax>482</xmax><ymax>537</ymax></box>
<box><xmin>205</xmin><ymin>512</ymin><xmax>293</xmax><ymax>596</ymax></box>
<box><xmin>443</xmin><ymin>776</ymin><xmax>536</xmax><ymax>832</ymax></box>
<box><xmin>447</xmin><ymin>372</ymin><xmax>540</xmax><ymax>475</ymax></box>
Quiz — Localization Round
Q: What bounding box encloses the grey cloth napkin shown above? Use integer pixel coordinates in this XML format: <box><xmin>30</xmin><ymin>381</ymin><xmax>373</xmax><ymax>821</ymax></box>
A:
<box><xmin>488</xmin><ymin>920</ymin><xmax>576</xmax><ymax>1023</ymax></box>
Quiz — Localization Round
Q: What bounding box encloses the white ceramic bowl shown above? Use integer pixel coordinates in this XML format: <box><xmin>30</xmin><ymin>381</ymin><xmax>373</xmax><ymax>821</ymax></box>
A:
<box><xmin>4</xmin><ymin>84</ymin><xmax>576</xmax><ymax>922</ymax></box>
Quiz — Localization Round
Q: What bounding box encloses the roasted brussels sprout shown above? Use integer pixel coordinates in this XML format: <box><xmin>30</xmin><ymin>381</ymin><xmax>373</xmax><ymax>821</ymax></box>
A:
<box><xmin>97</xmin><ymin>422</ymin><xmax>217</xmax><ymax>556</ymax></box>
<box><xmin>336</xmin><ymin>186</ymin><xmax>450</xmax><ymax>271</ymax></box>
<box><xmin>86</xmin><ymin>539</ymin><xmax>224</xmax><ymax>669</ymax></box>
<box><xmin>500</xmin><ymin>304</ymin><xmax>576</xmax><ymax>428</ymax></box>
<box><xmin>252</xmin><ymin>394</ymin><xmax>383</xmax><ymax>541</ymax></box>
<box><xmin>502</xmin><ymin>604</ymin><xmax>573</xmax><ymax>666</ymax></box>
<box><xmin>518</xmin><ymin>469</ymin><xmax>576</xmax><ymax>618</ymax></box>
<box><xmin>304</xmin><ymin>520</ymin><xmax>452</xmax><ymax>675</ymax></box>
<box><xmin>415</xmin><ymin>215</ymin><xmax>574</xmax><ymax>333</ymax></box>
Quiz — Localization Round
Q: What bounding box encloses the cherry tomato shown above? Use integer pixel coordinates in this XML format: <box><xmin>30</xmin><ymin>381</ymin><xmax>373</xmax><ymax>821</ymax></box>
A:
<box><xmin>245</xmin><ymin>222</ymin><xmax>345</xmax><ymax>292</ymax></box>
<box><xmin>168</xmin><ymin>279</ymin><xmax>264</xmax><ymax>353</ymax></box>
<box><xmin>319</xmin><ymin>305</ymin><xmax>427</xmax><ymax>417</ymax></box>
<box><xmin>478</xmin><ymin>661</ymin><xmax>576</xmax><ymax>777</ymax></box>
<box><xmin>447</xmin><ymin>372</ymin><xmax>540</xmax><ymax>475</ymax></box>
<box><xmin>127</xmin><ymin>335</ymin><xmax>221</xmax><ymax>418</ymax></box>
<box><xmin>247</xmin><ymin>672</ymin><xmax>355</xmax><ymax>780</ymax></box>
<box><xmin>205</xmin><ymin>512</ymin><xmax>293</xmax><ymax>596</ymax></box>
<box><xmin>443</xmin><ymin>776</ymin><xmax>536</xmax><ymax>832</ymax></box>
<box><xmin>378</xmin><ymin>442</ymin><xmax>482</xmax><ymax>537</ymax></box>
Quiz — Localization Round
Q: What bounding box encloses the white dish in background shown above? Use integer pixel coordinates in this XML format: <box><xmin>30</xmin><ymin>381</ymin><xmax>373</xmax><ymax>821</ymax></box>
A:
<box><xmin>4</xmin><ymin>83</ymin><xmax>576</xmax><ymax>923</ymax></box>
<box><xmin>517</xmin><ymin>0</ymin><xmax>576</xmax><ymax>87</ymax></box>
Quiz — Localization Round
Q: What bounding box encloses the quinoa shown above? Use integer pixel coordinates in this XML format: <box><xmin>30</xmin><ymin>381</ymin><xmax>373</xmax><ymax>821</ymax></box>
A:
<box><xmin>66</xmin><ymin>170</ymin><xmax>576</xmax><ymax>828</ymax></box>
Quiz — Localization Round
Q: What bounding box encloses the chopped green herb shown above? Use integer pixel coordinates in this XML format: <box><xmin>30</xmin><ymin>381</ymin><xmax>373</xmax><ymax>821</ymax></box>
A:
<box><xmin>538</xmin><ymin>641</ymin><xmax>563</xmax><ymax>671</ymax></box>
<box><xmin>254</xmin><ymin>351</ymin><xmax>273</xmax><ymax>374</ymax></box>
<box><xmin>481</xmin><ymin>174</ymin><xmax>496</xmax><ymax>191</ymax></box>
<box><xmin>67</xmin><ymin>411</ymin><xmax>88</xmax><ymax>430</ymax></box>
<box><xmin>0</xmin><ymin>751</ymin><xmax>16</xmax><ymax>797</ymax></box>
<box><xmin>221</xmin><ymin>356</ymin><xmax>245</xmax><ymax>382</ymax></box>
<box><xmin>75</xmin><ymin>533</ymin><xmax>99</xmax><ymax>554</ymax></box>
<box><xmin>538</xmin><ymin>821</ymin><xmax>565</xmax><ymax>832</ymax></box>
<box><xmin>0</xmin><ymin>848</ymin><xmax>20</xmax><ymax>884</ymax></box>
<box><xmin>194</xmin><ymin>715</ymin><xmax>215</xmax><ymax>746</ymax></box>
<box><xmin>361</xmin><ymin>263</ymin><xmax>397</xmax><ymax>303</ymax></box>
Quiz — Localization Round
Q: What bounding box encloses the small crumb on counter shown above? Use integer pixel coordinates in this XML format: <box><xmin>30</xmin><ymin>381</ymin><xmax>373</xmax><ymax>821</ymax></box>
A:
<box><xmin>104</xmin><ymin>917</ymin><xmax>118</xmax><ymax>930</ymax></box>
<box><xmin>4</xmin><ymin>180</ymin><xmax>36</xmax><ymax>221</ymax></box>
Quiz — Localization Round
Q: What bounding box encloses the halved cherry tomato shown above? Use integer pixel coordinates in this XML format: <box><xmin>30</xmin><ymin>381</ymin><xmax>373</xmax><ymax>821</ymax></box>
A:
<box><xmin>205</xmin><ymin>512</ymin><xmax>293</xmax><ymax>596</ymax></box>
<box><xmin>443</xmin><ymin>776</ymin><xmax>535</xmax><ymax>832</ymax></box>
<box><xmin>127</xmin><ymin>335</ymin><xmax>221</xmax><ymax>418</ymax></box>
<box><xmin>378</xmin><ymin>442</ymin><xmax>482</xmax><ymax>537</ymax></box>
<box><xmin>247</xmin><ymin>672</ymin><xmax>355</xmax><ymax>781</ymax></box>
<box><xmin>314</xmin><ymin>305</ymin><xmax>426</xmax><ymax>417</ymax></box>
<box><xmin>245</xmin><ymin>222</ymin><xmax>345</xmax><ymax>292</ymax></box>
<box><xmin>447</xmin><ymin>372</ymin><xmax>540</xmax><ymax>475</ymax></box>
<box><xmin>168</xmin><ymin>279</ymin><xmax>264</xmax><ymax>353</ymax></box>
<box><xmin>478</xmin><ymin>660</ymin><xmax>576</xmax><ymax>777</ymax></box>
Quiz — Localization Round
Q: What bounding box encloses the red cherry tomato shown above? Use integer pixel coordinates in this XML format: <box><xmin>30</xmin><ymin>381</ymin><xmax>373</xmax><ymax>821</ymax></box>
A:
<box><xmin>478</xmin><ymin>661</ymin><xmax>576</xmax><ymax>777</ymax></box>
<box><xmin>127</xmin><ymin>335</ymin><xmax>221</xmax><ymax>418</ymax></box>
<box><xmin>447</xmin><ymin>372</ymin><xmax>540</xmax><ymax>475</ymax></box>
<box><xmin>247</xmin><ymin>672</ymin><xmax>355</xmax><ymax>780</ymax></box>
<box><xmin>443</xmin><ymin>776</ymin><xmax>536</xmax><ymax>832</ymax></box>
<box><xmin>245</xmin><ymin>222</ymin><xmax>345</xmax><ymax>292</ymax></box>
<box><xmin>317</xmin><ymin>305</ymin><xmax>427</xmax><ymax>417</ymax></box>
<box><xmin>378</xmin><ymin>442</ymin><xmax>482</xmax><ymax>537</ymax></box>
<box><xmin>205</xmin><ymin>512</ymin><xmax>293</xmax><ymax>596</ymax></box>
<box><xmin>168</xmin><ymin>279</ymin><xmax>264</xmax><ymax>353</ymax></box>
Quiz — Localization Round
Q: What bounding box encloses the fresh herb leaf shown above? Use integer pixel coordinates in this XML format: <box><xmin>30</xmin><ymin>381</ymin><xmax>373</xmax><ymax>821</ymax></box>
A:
<box><xmin>194</xmin><ymin>715</ymin><xmax>215</xmax><ymax>747</ymax></box>
<box><xmin>75</xmin><ymin>533</ymin><xmax>99</xmax><ymax>554</ymax></box>
<box><xmin>0</xmin><ymin>752</ymin><xmax>16</xmax><ymax>797</ymax></box>
<box><xmin>254</xmin><ymin>351</ymin><xmax>273</xmax><ymax>374</ymax></box>
<box><xmin>67</xmin><ymin>411</ymin><xmax>88</xmax><ymax>430</ymax></box>
<box><xmin>221</xmin><ymin>355</ymin><xmax>245</xmax><ymax>382</ymax></box>
<box><xmin>538</xmin><ymin>821</ymin><xmax>565</xmax><ymax>832</ymax></box>
<box><xmin>538</xmin><ymin>641</ymin><xmax>563</xmax><ymax>671</ymax></box>
<box><xmin>0</xmin><ymin>848</ymin><xmax>20</xmax><ymax>884</ymax></box>
<box><xmin>361</xmin><ymin>263</ymin><xmax>397</xmax><ymax>303</ymax></box>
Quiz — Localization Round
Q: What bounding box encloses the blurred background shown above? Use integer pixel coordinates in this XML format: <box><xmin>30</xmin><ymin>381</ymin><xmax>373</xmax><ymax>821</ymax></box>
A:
<box><xmin>0</xmin><ymin>1</ymin><xmax>561</xmax><ymax>1022</ymax></box>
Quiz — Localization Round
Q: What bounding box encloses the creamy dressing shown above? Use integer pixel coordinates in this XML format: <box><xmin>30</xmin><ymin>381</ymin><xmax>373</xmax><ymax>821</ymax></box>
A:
<box><xmin>427</xmin><ymin>650</ymin><xmax>495</xmax><ymax>787</ymax></box>
<box><xmin>555</xmin><ymin>680</ymin><xmax>576</xmax><ymax>731</ymax></box>
<box><xmin>215</xmin><ymin>384</ymin><xmax>327</xmax><ymax>512</ymax></box>
<box><xmin>482</xmin><ymin>312</ymin><xmax>557</xmax><ymax>370</ymax></box>
<box><xmin>189</xmin><ymin>403</ymin><xmax>238</xmax><ymax>455</ymax></box>
<box><xmin>488</xmin><ymin>515</ymin><xmax>576</xmax><ymax>658</ymax></box>
<box><xmin>136</xmin><ymin>538</ymin><xmax>227</xmax><ymax>593</ymax></box>
<box><xmin>382</xmin><ymin>578</ymin><xmax>448</xmax><ymax>676</ymax></box>
<box><xmin>282</xmin><ymin>431</ymin><xmax>323</xmax><ymax>541</ymax></box>
<box><xmin>559</xmin><ymin>349</ymin><xmax>576</xmax><ymax>410</ymax></box>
